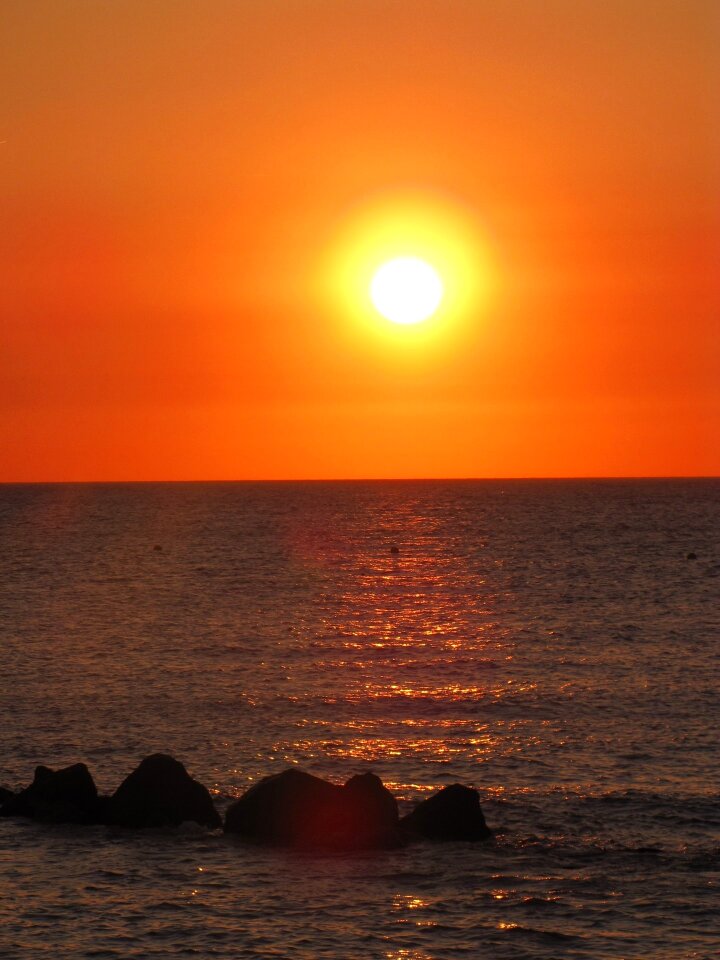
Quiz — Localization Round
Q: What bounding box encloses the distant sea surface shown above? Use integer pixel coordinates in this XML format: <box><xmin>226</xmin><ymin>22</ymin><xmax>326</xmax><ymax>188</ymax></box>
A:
<box><xmin>0</xmin><ymin>480</ymin><xmax>718</xmax><ymax>959</ymax></box>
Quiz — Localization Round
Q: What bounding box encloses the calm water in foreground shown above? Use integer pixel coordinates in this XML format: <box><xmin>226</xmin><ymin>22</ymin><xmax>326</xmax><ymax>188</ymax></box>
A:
<box><xmin>0</xmin><ymin>480</ymin><xmax>718</xmax><ymax>959</ymax></box>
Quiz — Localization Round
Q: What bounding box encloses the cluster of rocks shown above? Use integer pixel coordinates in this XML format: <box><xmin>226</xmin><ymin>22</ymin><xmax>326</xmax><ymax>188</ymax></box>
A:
<box><xmin>0</xmin><ymin>755</ymin><xmax>220</xmax><ymax>830</ymax></box>
<box><xmin>0</xmin><ymin>754</ymin><xmax>493</xmax><ymax>849</ymax></box>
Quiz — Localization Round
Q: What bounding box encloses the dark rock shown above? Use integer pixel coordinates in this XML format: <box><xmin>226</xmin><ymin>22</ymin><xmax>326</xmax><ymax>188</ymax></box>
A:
<box><xmin>390</xmin><ymin>545</ymin><xmax>400</xmax><ymax>554</ymax></box>
<box><xmin>0</xmin><ymin>786</ymin><xmax>15</xmax><ymax>807</ymax></box>
<box><xmin>342</xmin><ymin>772</ymin><xmax>401</xmax><ymax>846</ymax></box>
<box><xmin>400</xmin><ymin>784</ymin><xmax>493</xmax><ymax>842</ymax></box>
<box><xmin>106</xmin><ymin>754</ymin><xmax>221</xmax><ymax>829</ymax></box>
<box><xmin>224</xmin><ymin>768</ymin><xmax>401</xmax><ymax>849</ymax></box>
<box><xmin>93</xmin><ymin>794</ymin><xmax>112</xmax><ymax>824</ymax></box>
<box><xmin>0</xmin><ymin>763</ymin><xmax>100</xmax><ymax>823</ymax></box>
<box><xmin>686</xmin><ymin>552</ymin><xmax>697</xmax><ymax>560</ymax></box>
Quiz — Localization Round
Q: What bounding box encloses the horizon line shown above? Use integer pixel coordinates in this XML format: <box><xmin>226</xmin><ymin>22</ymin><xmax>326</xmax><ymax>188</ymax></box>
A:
<box><xmin>1</xmin><ymin>475</ymin><xmax>718</xmax><ymax>485</ymax></box>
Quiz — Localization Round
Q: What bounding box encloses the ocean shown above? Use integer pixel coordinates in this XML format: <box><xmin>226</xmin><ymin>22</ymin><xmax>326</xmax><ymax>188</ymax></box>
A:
<box><xmin>0</xmin><ymin>479</ymin><xmax>717</xmax><ymax>959</ymax></box>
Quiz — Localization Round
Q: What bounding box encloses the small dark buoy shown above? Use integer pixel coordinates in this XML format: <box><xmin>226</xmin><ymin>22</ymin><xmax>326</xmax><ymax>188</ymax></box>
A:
<box><xmin>153</xmin><ymin>545</ymin><xmax>163</xmax><ymax>552</ymax></box>
<box><xmin>390</xmin><ymin>546</ymin><xmax>400</xmax><ymax>555</ymax></box>
<box><xmin>686</xmin><ymin>552</ymin><xmax>697</xmax><ymax>560</ymax></box>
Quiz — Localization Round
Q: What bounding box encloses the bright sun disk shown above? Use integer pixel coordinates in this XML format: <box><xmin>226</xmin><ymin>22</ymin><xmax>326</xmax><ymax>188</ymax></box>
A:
<box><xmin>370</xmin><ymin>256</ymin><xmax>444</xmax><ymax>325</ymax></box>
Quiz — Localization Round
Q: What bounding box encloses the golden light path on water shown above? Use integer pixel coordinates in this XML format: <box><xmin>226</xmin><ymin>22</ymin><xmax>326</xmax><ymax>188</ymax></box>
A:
<box><xmin>255</xmin><ymin>499</ymin><xmax>549</xmax><ymax>804</ymax></box>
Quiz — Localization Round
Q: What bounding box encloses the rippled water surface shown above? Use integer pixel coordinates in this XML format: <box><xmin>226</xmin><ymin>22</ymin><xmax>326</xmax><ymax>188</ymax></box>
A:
<box><xmin>0</xmin><ymin>480</ymin><xmax>718</xmax><ymax>958</ymax></box>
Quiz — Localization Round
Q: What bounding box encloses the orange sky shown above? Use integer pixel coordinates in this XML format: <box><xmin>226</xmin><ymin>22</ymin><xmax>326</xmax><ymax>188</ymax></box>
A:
<box><xmin>2</xmin><ymin>0</ymin><xmax>718</xmax><ymax>480</ymax></box>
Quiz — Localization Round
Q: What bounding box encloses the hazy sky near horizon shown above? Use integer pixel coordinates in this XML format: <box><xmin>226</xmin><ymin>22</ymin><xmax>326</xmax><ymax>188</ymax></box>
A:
<box><xmin>2</xmin><ymin>0</ymin><xmax>718</xmax><ymax>479</ymax></box>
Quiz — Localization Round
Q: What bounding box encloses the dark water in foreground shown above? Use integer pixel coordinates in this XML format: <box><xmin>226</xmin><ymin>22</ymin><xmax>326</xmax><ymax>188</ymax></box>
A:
<box><xmin>0</xmin><ymin>480</ymin><xmax>718</xmax><ymax>959</ymax></box>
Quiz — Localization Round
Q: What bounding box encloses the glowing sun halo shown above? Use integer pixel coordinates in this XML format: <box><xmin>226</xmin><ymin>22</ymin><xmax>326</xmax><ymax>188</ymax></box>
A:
<box><xmin>370</xmin><ymin>256</ymin><xmax>444</xmax><ymax>325</ymax></box>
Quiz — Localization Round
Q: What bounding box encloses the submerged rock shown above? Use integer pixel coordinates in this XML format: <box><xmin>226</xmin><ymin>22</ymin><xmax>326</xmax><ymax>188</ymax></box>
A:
<box><xmin>224</xmin><ymin>768</ymin><xmax>401</xmax><ymax>849</ymax></box>
<box><xmin>400</xmin><ymin>784</ymin><xmax>493</xmax><ymax>842</ymax></box>
<box><xmin>106</xmin><ymin>754</ymin><xmax>221</xmax><ymax>829</ymax></box>
<box><xmin>0</xmin><ymin>763</ymin><xmax>101</xmax><ymax>824</ymax></box>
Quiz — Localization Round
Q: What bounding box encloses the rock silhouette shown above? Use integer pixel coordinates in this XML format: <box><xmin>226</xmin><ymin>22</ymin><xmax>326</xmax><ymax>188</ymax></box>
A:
<box><xmin>0</xmin><ymin>757</ymin><xmax>493</xmax><ymax>847</ymax></box>
<box><xmin>0</xmin><ymin>763</ymin><xmax>101</xmax><ymax>824</ymax></box>
<box><xmin>224</xmin><ymin>768</ymin><xmax>401</xmax><ymax>849</ymax></box>
<box><xmin>106</xmin><ymin>754</ymin><xmax>221</xmax><ymax>829</ymax></box>
<box><xmin>400</xmin><ymin>784</ymin><xmax>493</xmax><ymax>841</ymax></box>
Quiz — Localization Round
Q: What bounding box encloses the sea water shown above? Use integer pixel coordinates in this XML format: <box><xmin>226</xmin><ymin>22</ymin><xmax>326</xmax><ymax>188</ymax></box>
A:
<box><xmin>0</xmin><ymin>480</ymin><xmax>717</xmax><ymax>959</ymax></box>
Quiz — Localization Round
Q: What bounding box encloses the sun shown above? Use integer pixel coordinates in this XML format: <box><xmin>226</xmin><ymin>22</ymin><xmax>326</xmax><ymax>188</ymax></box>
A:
<box><xmin>370</xmin><ymin>256</ymin><xmax>444</xmax><ymax>325</ymax></box>
<box><xmin>321</xmin><ymin>190</ymin><xmax>492</xmax><ymax>342</ymax></box>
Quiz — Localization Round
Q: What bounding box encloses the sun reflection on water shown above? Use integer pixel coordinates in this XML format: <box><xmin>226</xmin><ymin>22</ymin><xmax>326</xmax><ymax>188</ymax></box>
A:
<box><xmin>235</xmin><ymin>491</ymin><xmax>545</xmax><ymax>811</ymax></box>
<box><xmin>393</xmin><ymin>894</ymin><xmax>431</xmax><ymax>911</ymax></box>
<box><xmin>385</xmin><ymin>951</ymin><xmax>435</xmax><ymax>960</ymax></box>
